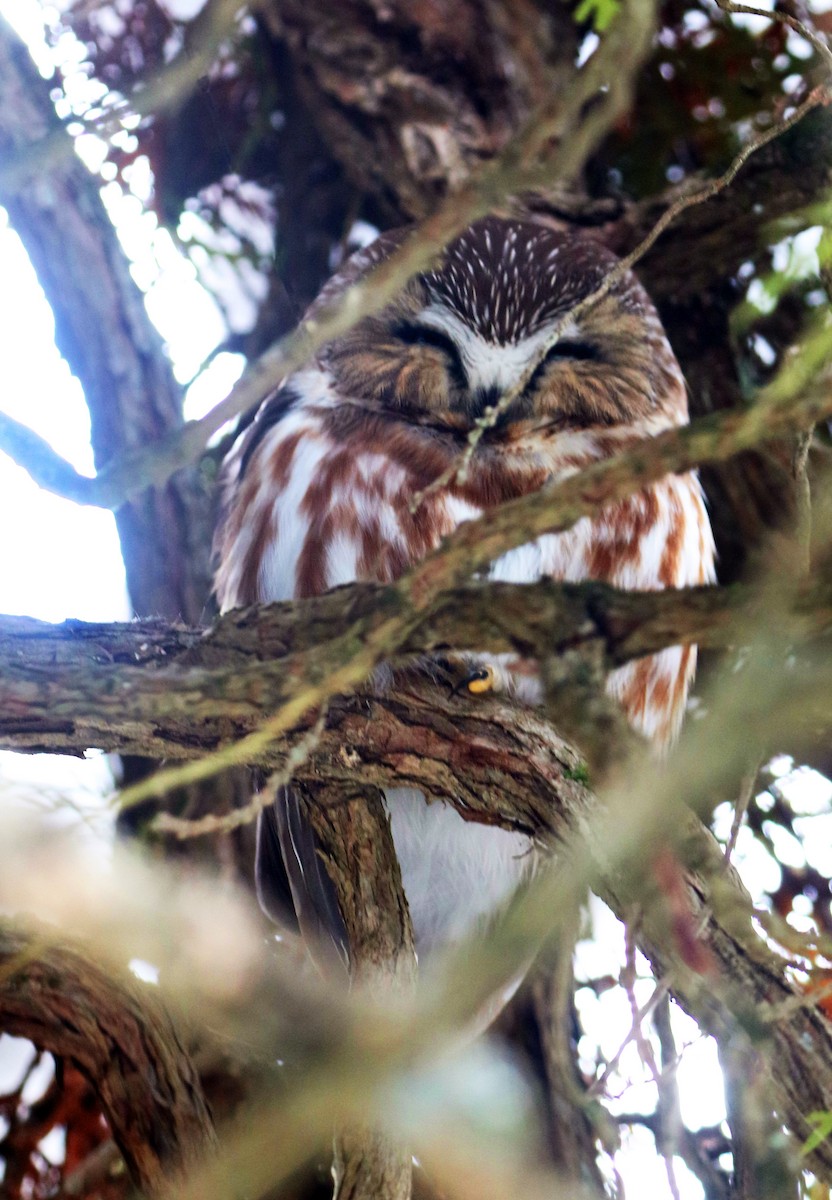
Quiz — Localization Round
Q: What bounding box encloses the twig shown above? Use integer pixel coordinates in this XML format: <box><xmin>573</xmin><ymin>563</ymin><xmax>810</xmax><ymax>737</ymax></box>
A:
<box><xmin>151</xmin><ymin>705</ymin><xmax>329</xmax><ymax>837</ymax></box>
<box><xmin>623</xmin><ymin>919</ymin><xmax>664</xmax><ymax>1085</ymax></box>
<box><xmin>713</xmin><ymin>0</ymin><xmax>832</xmax><ymax>73</ymax></box>
<box><xmin>724</xmin><ymin>759</ymin><xmax>762</xmax><ymax>865</ymax></box>
<box><xmin>586</xmin><ymin>976</ymin><xmax>672</xmax><ymax>1099</ymax></box>
<box><xmin>621</xmin><ymin>920</ymin><xmax>683</xmax><ymax>1200</ymax></box>
<box><xmin>653</xmin><ymin>996</ymin><xmax>685</xmax><ymax>1200</ymax></box>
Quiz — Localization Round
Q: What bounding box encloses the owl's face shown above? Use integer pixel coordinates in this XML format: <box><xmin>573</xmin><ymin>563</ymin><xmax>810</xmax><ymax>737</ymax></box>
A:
<box><xmin>317</xmin><ymin>218</ymin><xmax>686</xmax><ymax>438</ymax></box>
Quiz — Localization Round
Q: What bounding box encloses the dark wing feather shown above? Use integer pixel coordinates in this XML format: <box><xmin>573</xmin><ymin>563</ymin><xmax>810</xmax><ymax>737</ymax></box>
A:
<box><xmin>256</xmin><ymin>787</ymin><xmax>350</xmax><ymax>971</ymax></box>
<box><xmin>254</xmin><ymin>799</ymin><xmax>298</xmax><ymax>930</ymax></box>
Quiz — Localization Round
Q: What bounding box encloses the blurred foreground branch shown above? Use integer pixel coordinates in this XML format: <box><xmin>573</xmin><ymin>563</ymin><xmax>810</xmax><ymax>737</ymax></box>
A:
<box><xmin>0</xmin><ymin>921</ymin><xmax>216</xmax><ymax>1195</ymax></box>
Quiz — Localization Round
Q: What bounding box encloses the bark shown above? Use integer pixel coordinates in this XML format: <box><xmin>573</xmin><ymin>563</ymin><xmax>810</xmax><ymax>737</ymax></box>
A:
<box><xmin>305</xmin><ymin>783</ymin><xmax>416</xmax><ymax>1200</ymax></box>
<box><xmin>237</xmin><ymin>32</ymin><xmax>360</xmax><ymax>355</ymax></box>
<box><xmin>264</xmin><ymin>0</ymin><xmax>581</xmax><ymax>222</ymax></box>
<box><xmin>530</xmin><ymin>955</ymin><xmax>606</xmax><ymax>1188</ymax></box>
<box><xmin>0</xmin><ymin>577</ymin><xmax>793</xmax><ymax>758</ymax></box>
<box><xmin>2</xmin><ymin>567</ymin><xmax>832</xmax><ymax>761</ymax></box>
<box><xmin>497</xmin><ymin>930</ymin><xmax>607</xmax><ymax>1190</ymax></box>
<box><xmin>0</xmin><ymin>18</ymin><xmax>213</xmax><ymax>624</ymax></box>
<box><xmin>333</xmin><ymin>1127</ymin><xmax>411</xmax><ymax>1200</ymax></box>
<box><xmin>0</xmin><ymin>920</ymin><xmax>217</xmax><ymax>1196</ymax></box>
<box><xmin>3</xmin><ymin>644</ymin><xmax>832</xmax><ymax>1181</ymax></box>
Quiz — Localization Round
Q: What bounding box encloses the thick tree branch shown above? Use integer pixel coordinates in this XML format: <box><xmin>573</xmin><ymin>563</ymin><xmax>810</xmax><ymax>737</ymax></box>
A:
<box><xmin>0</xmin><ymin>921</ymin><xmax>217</xmax><ymax>1196</ymax></box>
<box><xmin>3</xmin><ymin>555</ymin><xmax>832</xmax><ymax>785</ymax></box>
<box><xmin>0</xmin><ymin>18</ymin><xmax>214</xmax><ymax>621</ymax></box>
<box><xmin>263</xmin><ymin>0</ymin><xmax>582</xmax><ymax>220</ymax></box>
<box><xmin>2</xmin><ymin>569</ymin><xmax>832</xmax><ymax>761</ymax></box>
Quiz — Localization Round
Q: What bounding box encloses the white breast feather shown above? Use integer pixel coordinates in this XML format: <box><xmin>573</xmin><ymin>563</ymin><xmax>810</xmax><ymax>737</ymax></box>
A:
<box><xmin>384</xmin><ymin>788</ymin><xmax>533</xmax><ymax>953</ymax></box>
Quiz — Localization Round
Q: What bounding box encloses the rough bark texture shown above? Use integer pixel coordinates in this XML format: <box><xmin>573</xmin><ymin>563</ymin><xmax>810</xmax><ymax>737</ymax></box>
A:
<box><xmin>530</xmin><ymin>953</ymin><xmax>606</xmax><ymax>1188</ymax></box>
<box><xmin>0</xmin><ymin>573</ymin><xmax>830</xmax><ymax>761</ymax></box>
<box><xmin>304</xmin><ymin>784</ymin><xmax>416</xmax><ymax>1200</ymax></box>
<box><xmin>0</xmin><ymin>584</ymin><xmax>727</xmax><ymax>757</ymax></box>
<box><xmin>333</xmin><ymin>1127</ymin><xmax>412</xmax><ymax>1200</ymax></box>
<box><xmin>263</xmin><ymin>0</ymin><xmax>581</xmax><ymax>222</ymax></box>
<box><xmin>3</xmin><ymin>654</ymin><xmax>832</xmax><ymax>1180</ymax></box>
<box><xmin>0</xmin><ymin>18</ymin><xmax>213</xmax><ymax>624</ymax></box>
<box><xmin>0</xmin><ymin>921</ymin><xmax>217</xmax><ymax>1195</ymax></box>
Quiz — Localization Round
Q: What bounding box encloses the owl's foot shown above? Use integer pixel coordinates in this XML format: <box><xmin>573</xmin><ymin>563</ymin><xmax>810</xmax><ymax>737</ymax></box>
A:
<box><xmin>458</xmin><ymin>663</ymin><xmax>496</xmax><ymax>696</ymax></box>
<box><xmin>429</xmin><ymin>655</ymin><xmax>502</xmax><ymax>698</ymax></box>
<box><xmin>397</xmin><ymin>654</ymin><xmax>506</xmax><ymax>699</ymax></box>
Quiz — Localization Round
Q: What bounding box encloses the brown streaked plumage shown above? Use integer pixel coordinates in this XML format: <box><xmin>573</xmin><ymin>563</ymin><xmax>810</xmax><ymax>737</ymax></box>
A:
<box><xmin>215</xmin><ymin>216</ymin><xmax>716</xmax><ymax>966</ymax></box>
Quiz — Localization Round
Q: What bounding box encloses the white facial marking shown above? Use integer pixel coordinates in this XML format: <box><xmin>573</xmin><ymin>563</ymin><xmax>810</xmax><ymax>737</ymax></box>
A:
<box><xmin>418</xmin><ymin>304</ymin><xmax>580</xmax><ymax>393</ymax></box>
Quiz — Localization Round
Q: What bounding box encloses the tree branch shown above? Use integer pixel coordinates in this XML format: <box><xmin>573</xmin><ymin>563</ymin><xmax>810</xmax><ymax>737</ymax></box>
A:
<box><xmin>2</xmin><ymin>550</ymin><xmax>832</xmax><ymax>775</ymax></box>
<box><xmin>0</xmin><ymin>920</ymin><xmax>217</xmax><ymax>1196</ymax></box>
<box><xmin>0</xmin><ymin>568</ymin><xmax>826</xmax><ymax>762</ymax></box>
<box><xmin>0</xmin><ymin>18</ymin><xmax>214</xmax><ymax>621</ymax></box>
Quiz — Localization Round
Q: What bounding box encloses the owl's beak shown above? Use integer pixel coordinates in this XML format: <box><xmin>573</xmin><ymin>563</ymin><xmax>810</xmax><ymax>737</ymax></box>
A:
<box><xmin>470</xmin><ymin>384</ymin><xmax>504</xmax><ymax>421</ymax></box>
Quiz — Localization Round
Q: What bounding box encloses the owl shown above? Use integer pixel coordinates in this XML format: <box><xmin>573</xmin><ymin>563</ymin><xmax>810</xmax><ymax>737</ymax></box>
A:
<box><xmin>215</xmin><ymin>216</ymin><xmax>716</xmax><ymax>964</ymax></box>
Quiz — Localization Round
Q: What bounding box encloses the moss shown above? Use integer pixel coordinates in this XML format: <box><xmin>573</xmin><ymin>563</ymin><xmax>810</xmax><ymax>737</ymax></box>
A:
<box><xmin>563</xmin><ymin>761</ymin><xmax>591</xmax><ymax>785</ymax></box>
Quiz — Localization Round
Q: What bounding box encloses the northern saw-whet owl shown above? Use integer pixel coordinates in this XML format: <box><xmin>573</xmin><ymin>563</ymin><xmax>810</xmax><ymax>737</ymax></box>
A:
<box><xmin>215</xmin><ymin>216</ymin><xmax>716</xmax><ymax>965</ymax></box>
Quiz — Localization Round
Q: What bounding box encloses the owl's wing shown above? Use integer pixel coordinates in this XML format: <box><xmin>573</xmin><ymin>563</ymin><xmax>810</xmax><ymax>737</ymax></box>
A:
<box><xmin>218</xmin><ymin>381</ymin><xmax>434</xmax><ymax>969</ymax></box>
<box><xmin>256</xmin><ymin>788</ymin><xmax>350</xmax><ymax>970</ymax></box>
<box><xmin>253</xmin><ymin>796</ymin><xmax>296</xmax><ymax>930</ymax></box>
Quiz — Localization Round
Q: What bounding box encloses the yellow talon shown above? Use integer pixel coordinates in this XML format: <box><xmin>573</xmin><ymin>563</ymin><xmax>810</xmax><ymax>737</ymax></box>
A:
<box><xmin>466</xmin><ymin>665</ymin><xmax>495</xmax><ymax>695</ymax></box>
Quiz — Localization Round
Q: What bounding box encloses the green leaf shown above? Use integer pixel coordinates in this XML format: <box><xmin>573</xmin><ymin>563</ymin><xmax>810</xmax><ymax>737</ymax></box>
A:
<box><xmin>574</xmin><ymin>0</ymin><xmax>621</xmax><ymax>33</ymax></box>
<box><xmin>801</xmin><ymin>1111</ymin><xmax>832</xmax><ymax>1156</ymax></box>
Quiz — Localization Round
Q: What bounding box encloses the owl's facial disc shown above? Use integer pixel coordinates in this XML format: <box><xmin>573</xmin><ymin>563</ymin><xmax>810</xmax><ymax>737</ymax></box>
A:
<box><xmin>414</xmin><ymin>304</ymin><xmax>597</xmax><ymax>426</ymax></box>
<box><xmin>391</xmin><ymin>316</ymin><xmax>511</xmax><ymax>423</ymax></box>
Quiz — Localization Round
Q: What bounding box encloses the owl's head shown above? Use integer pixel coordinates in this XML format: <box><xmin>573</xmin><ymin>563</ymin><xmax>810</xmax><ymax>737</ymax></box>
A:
<box><xmin>315</xmin><ymin>217</ymin><xmax>686</xmax><ymax>436</ymax></box>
